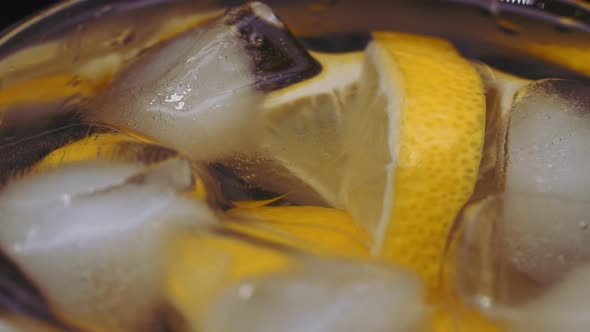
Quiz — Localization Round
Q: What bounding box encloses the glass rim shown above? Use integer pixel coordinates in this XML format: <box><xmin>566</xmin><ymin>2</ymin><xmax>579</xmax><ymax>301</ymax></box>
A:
<box><xmin>0</xmin><ymin>0</ymin><xmax>80</xmax><ymax>44</ymax></box>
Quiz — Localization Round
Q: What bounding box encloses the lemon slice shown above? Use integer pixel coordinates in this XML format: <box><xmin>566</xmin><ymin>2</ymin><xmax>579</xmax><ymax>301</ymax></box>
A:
<box><xmin>225</xmin><ymin>206</ymin><xmax>371</xmax><ymax>257</ymax></box>
<box><xmin>508</xmin><ymin>41</ymin><xmax>590</xmax><ymax>77</ymax></box>
<box><xmin>0</xmin><ymin>75</ymin><xmax>106</xmax><ymax>112</ymax></box>
<box><xmin>0</xmin><ymin>59</ymin><xmax>121</xmax><ymax>129</ymax></box>
<box><xmin>31</xmin><ymin>132</ymin><xmax>135</xmax><ymax>171</ymax></box>
<box><xmin>226</xmin><ymin>51</ymin><xmax>363</xmax><ymax>206</ymax></box>
<box><xmin>341</xmin><ymin>32</ymin><xmax>486</xmax><ymax>296</ymax></box>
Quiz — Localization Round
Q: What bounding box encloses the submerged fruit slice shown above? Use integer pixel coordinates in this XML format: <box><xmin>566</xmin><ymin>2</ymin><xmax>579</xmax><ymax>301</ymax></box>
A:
<box><xmin>342</xmin><ymin>32</ymin><xmax>486</xmax><ymax>296</ymax></box>
<box><xmin>509</xmin><ymin>41</ymin><xmax>590</xmax><ymax>78</ymax></box>
<box><xmin>222</xmin><ymin>50</ymin><xmax>363</xmax><ymax>206</ymax></box>
<box><xmin>166</xmin><ymin>231</ymin><xmax>293</xmax><ymax>332</ymax></box>
<box><xmin>0</xmin><ymin>75</ymin><xmax>103</xmax><ymax>110</ymax></box>
<box><xmin>258</xmin><ymin>51</ymin><xmax>363</xmax><ymax>205</ymax></box>
<box><xmin>27</xmin><ymin>127</ymin><xmax>208</xmax><ymax>200</ymax></box>
<box><xmin>30</xmin><ymin>132</ymin><xmax>135</xmax><ymax>171</ymax></box>
<box><xmin>225</xmin><ymin>206</ymin><xmax>371</xmax><ymax>257</ymax></box>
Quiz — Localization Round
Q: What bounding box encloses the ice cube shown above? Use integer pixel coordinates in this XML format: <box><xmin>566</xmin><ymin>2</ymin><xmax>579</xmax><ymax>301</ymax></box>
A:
<box><xmin>85</xmin><ymin>2</ymin><xmax>320</xmax><ymax>162</ymax></box>
<box><xmin>203</xmin><ymin>258</ymin><xmax>425</xmax><ymax>332</ymax></box>
<box><xmin>0</xmin><ymin>159</ymin><xmax>217</xmax><ymax>332</ymax></box>
<box><xmin>504</xmin><ymin>79</ymin><xmax>590</xmax><ymax>198</ymax></box>
<box><xmin>500</xmin><ymin>79</ymin><xmax>590</xmax><ymax>285</ymax></box>
<box><xmin>455</xmin><ymin>193</ymin><xmax>590</xmax><ymax>309</ymax></box>
<box><xmin>504</xmin><ymin>265</ymin><xmax>590</xmax><ymax>332</ymax></box>
<box><xmin>0</xmin><ymin>250</ymin><xmax>70</xmax><ymax>331</ymax></box>
<box><xmin>471</xmin><ymin>62</ymin><xmax>530</xmax><ymax>198</ymax></box>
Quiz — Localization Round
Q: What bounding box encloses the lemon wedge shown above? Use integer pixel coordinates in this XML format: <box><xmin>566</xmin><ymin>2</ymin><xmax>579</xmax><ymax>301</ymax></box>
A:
<box><xmin>341</xmin><ymin>32</ymin><xmax>486</xmax><ymax>296</ymax></box>
<box><xmin>225</xmin><ymin>206</ymin><xmax>371</xmax><ymax>257</ymax></box>
<box><xmin>336</xmin><ymin>31</ymin><xmax>501</xmax><ymax>331</ymax></box>
<box><xmin>226</xmin><ymin>51</ymin><xmax>363</xmax><ymax>206</ymax></box>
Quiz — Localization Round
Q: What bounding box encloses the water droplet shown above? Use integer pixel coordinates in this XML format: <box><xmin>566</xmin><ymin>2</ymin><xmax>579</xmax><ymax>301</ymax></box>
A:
<box><xmin>579</xmin><ymin>221</ymin><xmax>588</xmax><ymax>230</ymax></box>
<box><xmin>165</xmin><ymin>93</ymin><xmax>184</xmax><ymax>103</ymax></box>
<box><xmin>238</xmin><ymin>283</ymin><xmax>255</xmax><ymax>300</ymax></box>
<box><xmin>175</xmin><ymin>102</ymin><xmax>185</xmax><ymax>110</ymax></box>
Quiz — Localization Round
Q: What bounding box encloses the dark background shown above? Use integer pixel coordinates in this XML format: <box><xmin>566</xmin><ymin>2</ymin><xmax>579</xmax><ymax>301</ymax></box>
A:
<box><xmin>0</xmin><ymin>0</ymin><xmax>62</xmax><ymax>32</ymax></box>
<box><xmin>1</xmin><ymin>0</ymin><xmax>589</xmax><ymax>34</ymax></box>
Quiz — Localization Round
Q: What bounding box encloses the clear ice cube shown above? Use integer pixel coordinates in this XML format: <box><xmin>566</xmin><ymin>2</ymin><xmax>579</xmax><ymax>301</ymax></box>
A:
<box><xmin>502</xmin><ymin>79</ymin><xmax>590</xmax><ymax>285</ymax></box>
<box><xmin>85</xmin><ymin>2</ymin><xmax>320</xmax><ymax>163</ymax></box>
<box><xmin>470</xmin><ymin>62</ymin><xmax>530</xmax><ymax>199</ymax></box>
<box><xmin>455</xmin><ymin>79</ymin><xmax>590</xmax><ymax>312</ymax></box>
<box><xmin>0</xmin><ymin>158</ymin><xmax>216</xmax><ymax>332</ymax></box>
<box><xmin>505</xmin><ymin>264</ymin><xmax>590</xmax><ymax>332</ymax></box>
<box><xmin>204</xmin><ymin>258</ymin><xmax>425</xmax><ymax>332</ymax></box>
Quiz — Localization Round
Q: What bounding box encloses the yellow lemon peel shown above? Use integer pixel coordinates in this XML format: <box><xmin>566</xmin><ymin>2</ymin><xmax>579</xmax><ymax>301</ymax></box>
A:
<box><xmin>226</xmin><ymin>206</ymin><xmax>371</xmax><ymax>257</ymax></box>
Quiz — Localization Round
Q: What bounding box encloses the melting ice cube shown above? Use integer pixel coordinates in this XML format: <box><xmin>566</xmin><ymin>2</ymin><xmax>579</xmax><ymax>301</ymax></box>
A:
<box><xmin>85</xmin><ymin>2</ymin><xmax>320</xmax><ymax>163</ymax></box>
<box><xmin>203</xmin><ymin>258</ymin><xmax>425</xmax><ymax>332</ymax></box>
<box><xmin>504</xmin><ymin>265</ymin><xmax>590</xmax><ymax>332</ymax></box>
<box><xmin>455</xmin><ymin>80</ymin><xmax>590</xmax><ymax>309</ymax></box>
<box><xmin>500</xmin><ymin>79</ymin><xmax>590</xmax><ymax>286</ymax></box>
<box><xmin>471</xmin><ymin>62</ymin><xmax>530</xmax><ymax>196</ymax></box>
<box><xmin>0</xmin><ymin>159</ymin><xmax>216</xmax><ymax>332</ymax></box>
